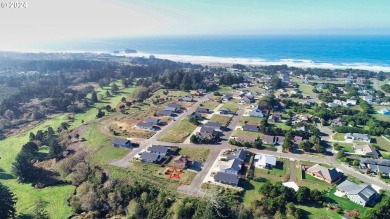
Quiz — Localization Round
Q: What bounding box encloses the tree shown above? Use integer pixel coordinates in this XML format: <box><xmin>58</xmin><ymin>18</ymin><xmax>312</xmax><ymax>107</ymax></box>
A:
<box><xmin>310</xmin><ymin>189</ymin><xmax>323</xmax><ymax>202</ymax></box>
<box><xmin>96</xmin><ymin>109</ymin><xmax>105</xmax><ymax>118</ymax></box>
<box><xmin>105</xmin><ymin>90</ymin><xmax>110</xmax><ymax>97</ymax></box>
<box><xmin>270</xmin><ymin>77</ymin><xmax>283</xmax><ymax>89</ymax></box>
<box><xmin>282</xmin><ymin>138</ymin><xmax>294</xmax><ymax>152</ymax></box>
<box><xmin>0</xmin><ymin>183</ymin><xmax>17</xmax><ymax>219</ymax></box>
<box><xmin>111</xmin><ymin>84</ymin><xmax>119</xmax><ymax>94</ymax></box>
<box><xmin>296</xmin><ymin>186</ymin><xmax>310</xmax><ymax>203</ymax></box>
<box><xmin>91</xmin><ymin>92</ymin><xmax>98</xmax><ymax>103</ymax></box>
<box><xmin>12</xmin><ymin>148</ymin><xmax>36</xmax><ymax>182</ymax></box>
<box><xmin>31</xmin><ymin>198</ymin><xmax>50</xmax><ymax>219</ymax></box>
<box><xmin>314</xmin><ymin>144</ymin><xmax>325</xmax><ymax>153</ymax></box>
<box><xmin>48</xmin><ymin>139</ymin><xmax>63</xmax><ymax>159</ymax></box>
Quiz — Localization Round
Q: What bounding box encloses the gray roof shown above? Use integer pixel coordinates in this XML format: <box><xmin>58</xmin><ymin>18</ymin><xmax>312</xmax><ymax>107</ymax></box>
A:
<box><xmin>196</xmin><ymin>107</ymin><xmax>210</xmax><ymax>113</ymax></box>
<box><xmin>145</xmin><ymin>118</ymin><xmax>160</xmax><ymax>124</ymax></box>
<box><xmin>137</xmin><ymin>122</ymin><xmax>154</xmax><ymax>128</ymax></box>
<box><xmin>249</xmin><ymin>111</ymin><xmax>264</xmax><ymax>117</ymax></box>
<box><xmin>227</xmin><ymin>149</ymin><xmax>247</xmax><ymax>161</ymax></box>
<box><xmin>140</xmin><ymin>152</ymin><xmax>161</xmax><ymax>161</ymax></box>
<box><xmin>148</xmin><ymin>145</ymin><xmax>170</xmax><ymax>154</ymax></box>
<box><xmin>112</xmin><ymin>138</ymin><xmax>130</xmax><ymax>146</ymax></box>
<box><xmin>361</xmin><ymin>158</ymin><xmax>390</xmax><ymax>167</ymax></box>
<box><xmin>337</xmin><ymin>180</ymin><xmax>378</xmax><ymax>203</ymax></box>
<box><xmin>164</xmin><ymin>106</ymin><xmax>177</xmax><ymax>112</ymax></box>
<box><xmin>229</xmin><ymin>158</ymin><xmax>243</xmax><ymax>172</ymax></box>
<box><xmin>243</xmin><ymin>124</ymin><xmax>259</xmax><ymax>132</ymax></box>
<box><xmin>200</xmin><ymin>126</ymin><xmax>216</xmax><ymax>133</ymax></box>
<box><xmin>203</xmin><ymin>122</ymin><xmax>223</xmax><ymax>129</ymax></box>
<box><xmin>156</xmin><ymin>110</ymin><xmax>173</xmax><ymax>116</ymax></box>
<box><xmin>214</xmin><ymin>172</ymin><xmax>240</xmax><ymax>185</ymax></box>
<box><xmin>168</xmin><ymin>103</ymin><xmax>182</xmax><ymax>109</ymax></box>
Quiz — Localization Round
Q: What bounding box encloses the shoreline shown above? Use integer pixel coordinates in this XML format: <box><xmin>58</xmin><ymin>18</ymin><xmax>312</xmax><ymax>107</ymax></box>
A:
<box><xmin>1</xmin><ymin>49</ymin><xmax>390</xmax><ymax>72</ymax></box>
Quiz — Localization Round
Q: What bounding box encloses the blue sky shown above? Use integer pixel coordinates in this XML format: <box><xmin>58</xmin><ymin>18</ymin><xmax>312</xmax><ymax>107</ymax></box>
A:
<box><xmin>1</xmin><ymin>0</ymin><xmax>389</xmax><ymax>49</ymax></box>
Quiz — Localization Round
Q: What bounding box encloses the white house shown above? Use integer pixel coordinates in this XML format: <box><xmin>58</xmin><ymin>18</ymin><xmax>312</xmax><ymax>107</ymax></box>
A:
<box><xmin>354</xmin><ymin>145</ymin><xmax>379</xmax><ymax>158</ymax></box>
<box><xmin>344</xmin><ymin>133</ymin><xmax>371</xmax><ymax>143</ymax></box>
<box><xmin>337</xmin><ymin>180</ymin><xmax>379</xmax><ymax>206</ymax></box>
<box><xmin>254</xmin><ymin>154</ymin><xmax>276</xmax><ymax>169</ymax></box>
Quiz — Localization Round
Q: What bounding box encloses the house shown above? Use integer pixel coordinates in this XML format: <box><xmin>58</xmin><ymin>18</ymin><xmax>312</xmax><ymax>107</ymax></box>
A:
<box><xmin>268</xmin><ymin>112</ymin><xmax>281</xmax><ymax>122</ymax></box>
<box><xmin>156</xmin><ymin>110</ymin><xmax>174</xmax><ymax>117</ymax></box>
<box><xmin>327</xmin><ymin>103</ymin><xmax>339</xmax><ymax>108</ymax></box>
<box><xmin>346</xmin><ymin>99</ymin><xmax>357</xmax><ymax>106</ymax></box>
<box><xmin>222</xmin><ymin>94</ymin><xmax>233</xmax><ymax>101</ymax></box>
<box><xmin>249</xmin><ymin>110</ymin><xmax>264</xmax><ymax>118</ymax></box>
<box><xmin>111</xmin><ymin>138</ymin><xmax>132</xmax><ymax>148</ymax></box>
<box><xmin>242</xmin><ymin>124</ymin><xmax>259</xmax><ymax>132</ymax></box>
<box><xmin>254</xmin><ymin>154</ymin><xmax>277</xmax><ymax>169</ymax></box>
<box><xmin>315</xmin><ymin>84</ymin><xmax>326</xmax><ymax>89</ymax></box>
<box><xmin>136</xmin><ymin>122</ymin><xmax>157</xmax><ymax>131</ymax></box>
<box><xmin>179</xmin><ymin>96</ymin><xmax>194</xmax><ymax>102</ymax></box>
<box><xmin>145</xmin><ymin>117</ymin><xmax>164</xmax><ymax>125</ymax></box>
<box><xmin>354</xmin><ymin>145</ymin><xmax>379</xmax><ymax>158</ymax></box>
<box><xmin>236</xmin><ymin>136</ymin><xmax>257</xmax><ymax>143</ymax></box>
<box><xmin>262</xmin><ymin>135</ymin><xmax>276</xmax><ymax>145</ymax></box>
<box><xmin>220</xmin><ymin>108</ymin><xmax>232</xmax><ymax>115</ymax></box>
<box><xmin>147</xmin><ymin>145</ymin><xmax>171</xmax><ymax>156</ymax></box>
<box><xmin>290</xmin><ymin>89</ymin><xmax>301</xmax><ymax>95</ymax></box>
<box><xmin>345</xmin><ymin>133</ymin><xmax>371</xmax><ymax>142</ymax></box>
<box><xmin>227</xmin><ymin>149</ymin><xmax>247</xmax><ymax>161</ymax></box>
<box><xmin>171</xmin><ymin>156</ymin><xmax>193</xmax><ymax>169</ymax></box>
<box><xmin>168</xmin><ymin>103</ymin><xmax>183</xmax><ymax>111</ymax></box>
<box><xmin>214</xmin><ymin>172</ymin><xmax>240</xmax><ymax>186</ymax></box>
<box><xmin>195</xmin><ymin>131</ymin><xmax>217</xmax><ymax>140</ymax></box>
<box><xmin>220</xmin><ymin>158</ymin><xmax>242</xmax><ymax>175</ymax></box>
<box><xmin>293</xmin><ymin>136</ymin><xmax>303</xmax><ymax>147</ymax></box>
<box><xmin>200</xmin><ymin>126</ymin><xmax>217</xmax><ymax>134</ymax></box>
<box><xmin>203</xmin><ymin>122</ymin><xmax>223</xmax><ymax>131</ymax></box>
<box><xmin>331</xmin><ymin>118</ymin><xmax>347</xmax><ymax>126</ymax></box>
<box><xmin>360</xmin><ymin>95</ymin><xmax>375</xmax><ymax>103</ymax></box>
<box><xmin>191</xmin><ymin>89</ymin><xmax>206</xmax><ymax>96</ymax></box>
<box><xmin>140</xmin><ymin>152</ymin><xmax>162</xmax><ymax>163</ymax></box>
<box><xmin>337</xmin><ymin>180</ymin><xmax>379</xmax><ymax>206</ymax></box>
<box><xmin>275</xmin><ymin>136</ymin><xmax>285</xmax><ymax>145</ymax></box>
<box><xmin>242</xmin><ymin>95</ymin><xmax>255</xmax><ymax>103</ymax></box>
<box><xmin>164</xmin><ymin>106</ymin><xmax>180</xmax><ymax>113</ymax></box>
<box><xmin>360</xmin><ymin>158</ymin><xmax>390</xmax><ymax>176</ymax></box>
<box><xmin>379</xmin><ymin>108</ymin><xmax>390</xmax><ymax>115</ymax></box>
<box><xmin>306</xmin><ymin>164</ymin><xmax>343</xmax><ymax>184</ymax></box>
<box><xmin>196</xmin><ymin>107</ymin><xmax>211</xmax><ymax>114</ymax></box>
<box><xmin>188</xmin><ymin>112</ymin><xmax>203</xmax><ymax>120</ymax></box>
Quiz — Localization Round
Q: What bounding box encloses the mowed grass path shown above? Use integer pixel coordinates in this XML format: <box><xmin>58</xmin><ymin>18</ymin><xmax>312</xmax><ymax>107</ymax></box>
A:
<box><xmin>0</xmin><ymin>82</ymin><xmax>134</xmax><ymax>218</ymax></box>
<box><xmin>158</xmin><ymin>118</ymin><xmax>197</xmax><ymax>143</ymax></box>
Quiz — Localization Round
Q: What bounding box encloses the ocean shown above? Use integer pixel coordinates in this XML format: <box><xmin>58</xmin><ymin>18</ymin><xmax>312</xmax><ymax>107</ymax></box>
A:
<box><xmin>29</xmin><ymin>35</ymin><xmax>390</xmax><ymax>72</ymax></box>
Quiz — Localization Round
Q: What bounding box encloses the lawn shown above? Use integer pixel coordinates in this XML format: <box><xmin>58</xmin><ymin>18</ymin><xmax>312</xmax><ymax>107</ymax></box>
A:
<box><xmin>333</xmin><ymin>133</ymin><xmax>345</xmax><ymax>141</ymax></box>
<box><xmin>327</xmin><ymin>187</ymin><xmax>367</xmax><ymax>213</ymax></box>
<box><xmin>372</xmin><ymin>136</ymin><xmax>390</xmax><ymax>151</ymax></box>
<box><xmin>269</xmin><ymin>122</ymin><xmax>292</xmax><ymax>131</ymax></box>
<box><xmin>221</xmin><ymin>103</ymin><xmax>239</xmax><ymax>113</ymax></box>
<box><xmin>126</xmin><ymin>161</ymin><xmax>196</xmax><ymax>192</ymax></box>
<box><xmin>336</xmin><ymin>143</ymin><xmax>354</xmax><ymax>153</ymax></box>
<box><xmin>201</xmin><ymin>100</ymin><xmax>220</xmax><ymax>111</ymax></box>
<box><xmin>241</xmin><ymin>179</ymin><xmax>266</xmax><ymax>206</ymax></box>
<box><xmin>298</xmin><ymin>205</ymin><xmax>341</xmax><ymax>219</ymax></box>
<box><xmin>158</xmin><ymin>118</ymin><xmax>198</xmax><ymax>143</ymax></box>
<box><xmin>254</xmin><ymin>159</ymin><xmax>290</xmax><ymax>183</ymax></box>
<box><xmin>305</xmin><ymin>173</ymin><xmax>328</xmax><ymax>183</ymax></box>
<box><xmin>231</xmin><ymin>129</ymin><xmax>262</xmax><ymax>139</ymax></box>
<box><xmin>295</xmin><ymin>164</ymin><xmax>331</xmax><ymax>191</ymax></box>
<box><xmin>0</xmin><ymin>82</ymin><xmax>135</xmax><ymax>218</ymax></box>
<box><xmin>239</xmin><ymin>116</ymin><xmax>264</xmax><ymax>126</ymax></box>
<box><xmin>178</xmin><ymin>147</ymin><xmax>211</xmax><ymax>162</ymax></box>
<box><xmin>210</xmin><ymin>114</ymin><xmax>233</xmax><ymax>126</ymax></box>
<box><xmin>298</xmin><ymin>83</ymin><xmax>316</xmax><ymax>97</ymax></box>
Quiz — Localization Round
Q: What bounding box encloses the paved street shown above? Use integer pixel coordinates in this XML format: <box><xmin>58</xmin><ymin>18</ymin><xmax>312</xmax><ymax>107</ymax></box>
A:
<box><xmin>110</xmin><ymin>95</ymin><xmax>390</xmax><ymax>197</ymax></box>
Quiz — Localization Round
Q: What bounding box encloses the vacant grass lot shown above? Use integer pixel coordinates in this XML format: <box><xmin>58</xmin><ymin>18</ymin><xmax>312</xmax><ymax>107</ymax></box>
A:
<box><xmin>221</xmin><ymin>103</ymin><xmax>239</xmax><ymax>113</ymax></box>
<box><xmin>241</xmin><ymin>179</ymin><xmax>266</xmax><ymax>206</ymax></box>
<box><xmin>201</xmin><ymin>100</ymin><xmax>220</xmax><ymax>111</ymax></box>
<box><xmin>373</xmin><ymin>136</ymin><xmax>390</xmax><ymax>151</ymax></box>
<box><xmin>336</xmin><ymin>142</ymin><xmax>355</xmax><ymax>153</ymax></box>
<box><xmin>210</xmin><ymin>114</ymin><xmax>232</xmax><ymax>126</ymax></box>
<box><xmin>231</xmin><ymin>129</ymin><xmax>262</xmax><ymax>139</ymax></box>
<box><xmin>298</xmin><ymin>205</ymin><xmax>341</xmax><ymax>219</ymax></box>
<box><xmin>158</xmin><ymin>118</ymin><xmax>197</xmax><ymax>143</ymax></box>
<box><xmin>254</xmin><ymin>159</ymin><xmax>290</xmax><ymax>183</ymax></box>
<box><xmin>333</xmin><ymin>133</ymin><xmax>345</xmax><ymax>141</ymax></box>
<box><xmin>178</xmin><ymin>147</ymin><xmax>211</xmax><ymax>162</ymax></box>
<box><xmin>269</xmin><ymin>122</ymin><xmax>292</xmax><ymax>131</ymax></box>
<box><xmin>239</xmin><ymin>116</ymin><xmax>264</xmax><ymax>126</ymax></box>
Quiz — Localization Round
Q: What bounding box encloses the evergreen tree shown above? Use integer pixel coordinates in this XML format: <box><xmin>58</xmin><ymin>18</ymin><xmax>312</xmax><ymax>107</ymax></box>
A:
<box><xmin>0</xmin><ymin>182</ymin><xmax>17</xmax><ymax>219</ymax></box>
<box><xmin>12</xmin><ymin>147</ymin><xmax>36</xmax><ymax>182</ymax></box>
<box><xmin>91</xmin><ymin>91</ymin><xmax>98</xmax><ymax>103</ymax></box>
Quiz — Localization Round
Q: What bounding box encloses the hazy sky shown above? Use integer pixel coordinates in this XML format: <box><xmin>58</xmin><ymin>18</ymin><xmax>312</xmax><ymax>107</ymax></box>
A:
<box><xmin>1</xmin><ymin>0</ymin><xmax>390</xmax><ymax>49</ymax></box>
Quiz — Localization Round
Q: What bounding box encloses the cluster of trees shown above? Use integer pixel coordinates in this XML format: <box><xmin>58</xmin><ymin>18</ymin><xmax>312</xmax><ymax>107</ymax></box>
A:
<box><xmin>0</xmin><ymin>182</ymin><xmax>17</xmax><ymax>219</ymax></box>
<box><xmin>158</xmin><ymin>71</ymin><xmax>213</xmax><ymax>91</ymax></box>
<box><xmin>190</xmin><ymin>134</ymin><xmax>220</xmax><ymax>144</ymax></box>
<box><xmin>381</xmin><ymin>84</ymin><xmax>390</xmax><ymax>93</ymax></box>
<box><xmin>361</xmin><ymin>196</ymin><xmax>390</xmax><ymax>218</ymax></box>
<box><xmin>253</xmin><ymin>182</ymin><xmax>323</xmax><ymax>217</ymax></box>
<box><xmin>219</xmin><ymin>73</ymin><xmax>244</xmax><ymax>85</ymax></box>
<box><xmin>228</xmin><ymin>138</ymin><xmax>263</xmax><ymax>149</ymax></box>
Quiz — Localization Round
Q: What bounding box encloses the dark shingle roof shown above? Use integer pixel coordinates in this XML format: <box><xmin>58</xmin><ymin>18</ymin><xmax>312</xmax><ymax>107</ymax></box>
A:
<box><xmin>145</xmin><ymin>118</ymin><xmax>160</xmax><ymax>124</ymax></box>
<box><xmin>203</xmin><ymin>122</ymin><xmax>223</xmax><ymax>129</ymax></box>
<box><xmin>140</xmin><ymin>152</ymin><xmax>160</xmax><ymax>161</ymax></box>
<box><xmin>243</xmin><ymin>124</ymin><xmax>259</xmax><ymax>132</ymax></box>
<box><xmin>156</xmin><ymin>110</ymin><xmax>173</xmax><ymax>116</ymax></box>
<box><xmin>112</xmin><ymin>138</ymin><xmax>130</xmax><ymax>146</ymax></box>
<box><xmin>200</xmin><ymin>126</ymin><xmax>215</xmax><ymax>133</ymax></box>
<box><xmin>196</xmin><ymin>107</ymin><xmax>210</xmax><ymax>113</ymax></box>
<box><xmin>214</xmin><ymin>172</ymin><xmax>240</xmax><ymax>185</ymax></box>
<box><xmin>148</xmin><ymin>145</ymin><xmax>170</xmax><ymax>154</ymax></box>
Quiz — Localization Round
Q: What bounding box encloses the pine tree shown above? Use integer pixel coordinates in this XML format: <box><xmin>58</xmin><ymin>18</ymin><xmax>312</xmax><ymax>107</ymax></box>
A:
<box><xmin>91</xmin><ymin>91</ymin><xmax>98</xmax><ymax>103</ymax></box>
<box><xmin>0</xmin><ymin>183</ymin><xmax>17</xmax><ymax>219</ymax></box>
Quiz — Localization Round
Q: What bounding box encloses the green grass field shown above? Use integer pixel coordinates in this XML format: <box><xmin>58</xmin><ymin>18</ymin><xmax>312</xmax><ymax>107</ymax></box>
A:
<box><xmin>333</xmin><ymin>133</ymin><xmax>345</xmax><ymax>141</ymax></box>
<box><xmin>269</xmin><ymin>122</ymin><xmax>292</xmax><ymax>131</ymax></box>
<box><xmin>178</xmin><ymin>147</ymin><xmax>211</xmax><ymax>162</ymax></box>
<box><xmin>254</xmin><ymin>159</ymin><xmax>290</xmax><ymax>183</ymax></box>
<box><xmin>373</xmin><ymin>136</ymin><xmax>390</xmax><ymax>151</ymax></box>
<box><xmin>0</xmin><ymin>82</ymin><xmax>135</xmax><ymax>218</ymax></box>
<box><xmin>239</xmin><ymin>116</ymin><xmax>264</xmax><ymax>126</ymax></box>
<box><xmin>298</xmin><ymin>83</ymin><xmax>316</xmax><ymax>97</ymax></box>
<box><xmin>158</xmin><ymin>118</ymin><xmax>197</xmax><ymax>143</ymax></box>
<box><xmin>210</xmin><ymin>114</ymin><xmax>232</xmax><ymax>126</ymax></box>
<box><xmin>221</xmin><ymin>103</ymin><xmax>239</xmax><ymax>113</ymax></box>
<box><xmin>295</xmin><ymin>165</ymin><xmax>331</xmax><ymax>191</ymax></box>
<box><xmin>298</xmin><ymin>205</ymin><xmax>341</xmax><ymax>219</ymax></box>
<box><xmin>231</xmin><ymin>129</ymin><xmax>262</xmax><ymax>139</ymax></box>
<box><xmin>201</xmin><ymin>101</ymin><xmax>220</xmax><ymax>111</ymax></box>
<box><xmin>241</xmin><ymin>179</ymin><xmax>266</xmax><ymax>206</ymax></box>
